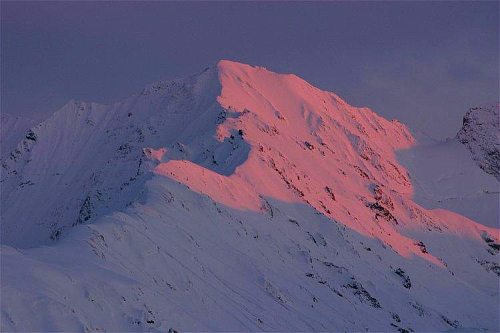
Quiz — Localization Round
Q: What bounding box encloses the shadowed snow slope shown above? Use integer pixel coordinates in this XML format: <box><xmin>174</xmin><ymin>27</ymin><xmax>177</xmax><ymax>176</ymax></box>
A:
<box><xmin>1</xmin><ymin>60</ymin><xmax>499</xmax><ymax>332</ymax></box>
<box><xmin>0</xmin><ymin>113</ymin><xmax>36</xmax><ymax>160</ymax></box>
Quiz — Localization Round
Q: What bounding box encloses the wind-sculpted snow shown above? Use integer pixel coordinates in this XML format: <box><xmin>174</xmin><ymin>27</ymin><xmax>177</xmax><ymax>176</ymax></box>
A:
<box><xmin>1</xmin><ymin>61</ymin><xmax>499</xmax><ymax>332</ymax></box>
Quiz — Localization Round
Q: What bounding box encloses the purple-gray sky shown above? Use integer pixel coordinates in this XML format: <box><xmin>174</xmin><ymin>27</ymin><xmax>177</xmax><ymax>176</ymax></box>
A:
<box><xmin>1</xmin><ymin>1</ymin><xmax>498</xmax><ymax>139</ymax></box>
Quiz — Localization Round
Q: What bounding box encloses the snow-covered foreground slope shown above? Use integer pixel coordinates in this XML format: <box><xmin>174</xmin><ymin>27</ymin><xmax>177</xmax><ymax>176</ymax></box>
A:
<box><xmin>1</xmin><ymin>61</ymin><xmax>499</xmax><ymax>332</ymax></box>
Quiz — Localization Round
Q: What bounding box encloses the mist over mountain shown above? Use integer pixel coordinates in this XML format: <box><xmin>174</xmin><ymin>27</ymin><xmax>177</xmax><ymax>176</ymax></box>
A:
<box><xmin>1</xmin><ymin>61</ymin><xmax>498</xmax><ymax>332</ymax></box>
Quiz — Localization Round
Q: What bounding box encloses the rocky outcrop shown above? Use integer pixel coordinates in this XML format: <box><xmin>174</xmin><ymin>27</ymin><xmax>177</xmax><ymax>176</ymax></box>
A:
<box><xmin>457</xmin><ymin>105</ymin><xmax>499</xmax><ymax>180</ymax></box>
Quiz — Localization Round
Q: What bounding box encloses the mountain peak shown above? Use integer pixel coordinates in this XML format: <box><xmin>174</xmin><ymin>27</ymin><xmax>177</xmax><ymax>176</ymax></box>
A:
<box><xmin>217</xmin><ymin>59</ymin><xmax>259</xmax><ymax>73</ymax></box>
<box><xmin>217</xmin><ymin>59</ymin><xmax>308</xmax><ymax>87</ymax></box>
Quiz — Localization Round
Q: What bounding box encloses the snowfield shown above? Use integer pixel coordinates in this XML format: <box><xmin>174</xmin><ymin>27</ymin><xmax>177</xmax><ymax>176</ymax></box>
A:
<box><xmin>1</xmin><ymin>60</ymin><xmax>498</xmax><ymax>332</ymax></box>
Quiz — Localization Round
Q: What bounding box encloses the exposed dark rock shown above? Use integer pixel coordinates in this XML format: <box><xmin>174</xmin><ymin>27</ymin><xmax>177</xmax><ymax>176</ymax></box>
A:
<box><xmin>25</xmin><ymin>130</ymin><xmax>37</xmax><ymax>142</ymax></box>
<box><xmin>415</xmin><ymin>241</ymin><xmax>428</xmax><ymax>254</ymax></box>
<box><xmin>324</xmin><ymin>186</ymin><xmax>336</xmax><ymax>200</ymax></box>
<box><xmin>441</xmin><ymin>315</ymin><xmax>460</xmax><ymax>329</ymax></box>
<box><xmin>345</xmin><ymin>279</ymin><xmax>381</xmax><ymax>308</ymax></box>
<box><xmin>366</xmin><ymin>201</ymin><xmax>398</xmax><ymax>224</ymax></box>
<box><xmin>304</xmin><ymin>141</ymin><xmax>315</xmax><ymax>150</ymax></box>
<box><xmin>394</xmin><ymin>268</ymin><xmax>412</xmax><ymax>289</ymax></box>
<box><xmin>75</xmin><ymin>196</ymin><xmax>94</xmax><ymax>226</ymax></box>
<box><xmin>477</xmin><ymin>259</ymin><xmax>500</xmax><ymax>276</ymax></box>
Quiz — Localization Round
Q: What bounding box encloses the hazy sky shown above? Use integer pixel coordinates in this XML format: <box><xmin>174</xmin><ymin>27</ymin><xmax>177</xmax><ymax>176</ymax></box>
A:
<box><xmin>2</xmin><ymin>1</ymin><xmax>498</xmax><ymax>139</ymax></box>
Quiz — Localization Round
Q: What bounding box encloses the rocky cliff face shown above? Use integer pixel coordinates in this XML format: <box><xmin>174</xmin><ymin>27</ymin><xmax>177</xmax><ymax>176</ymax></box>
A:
<box><xmin>457</xmin><ymin>105</ymin><xmax>500</xmax><ymax>180</ymax></box>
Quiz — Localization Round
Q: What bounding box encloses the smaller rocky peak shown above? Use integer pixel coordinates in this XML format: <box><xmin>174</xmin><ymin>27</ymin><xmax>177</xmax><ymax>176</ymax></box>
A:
<box><xmin>456</xmin><ymin>104</ymin><xmax>499</xmax><ymax>180</ymax></box>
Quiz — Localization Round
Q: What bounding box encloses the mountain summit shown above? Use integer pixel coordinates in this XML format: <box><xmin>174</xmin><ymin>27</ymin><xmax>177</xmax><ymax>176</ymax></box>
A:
<box><xmin>1</xmin><ymin>60</ymin><xmax>498</xmax><ymax>332</ymax></box>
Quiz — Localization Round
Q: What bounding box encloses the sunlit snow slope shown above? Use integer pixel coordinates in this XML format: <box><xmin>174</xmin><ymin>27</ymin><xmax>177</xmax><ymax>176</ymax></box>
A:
<box><xmin>1</xmin><ymin>61</ymin><xmax>499</xmax><ymax>332</ymax></box>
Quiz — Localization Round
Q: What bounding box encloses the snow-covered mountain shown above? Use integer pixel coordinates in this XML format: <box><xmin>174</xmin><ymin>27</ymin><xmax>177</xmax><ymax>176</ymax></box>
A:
<box><xmin>1</xmin><ymin>60</ymin><xmax>498</xmax><ymax>332</ymax></box>
<box><xmin>457</xmin><ymin>105</ymin><xmax>500</xmax><ymax>180</ymax></box>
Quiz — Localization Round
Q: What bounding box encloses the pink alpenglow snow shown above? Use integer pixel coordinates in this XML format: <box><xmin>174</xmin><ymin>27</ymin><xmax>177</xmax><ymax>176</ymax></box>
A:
<box><xmin>1</xmin><ymin>60</ymin><xmax>498</xmax><ymax>332</ymax></box>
